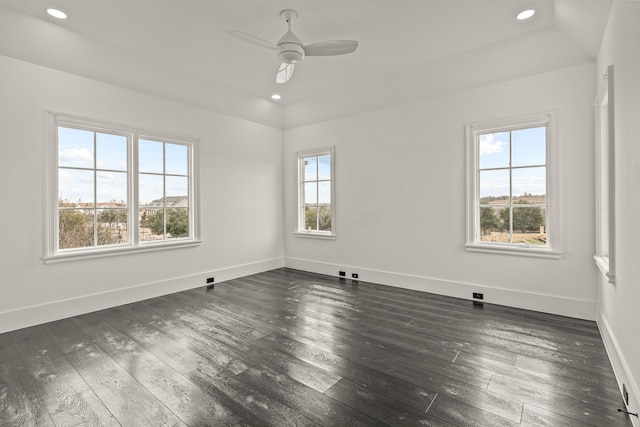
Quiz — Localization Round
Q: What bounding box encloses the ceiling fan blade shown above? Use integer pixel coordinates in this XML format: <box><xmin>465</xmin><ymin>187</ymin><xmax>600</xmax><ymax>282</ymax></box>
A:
<box><xmin>276</xmin><ymin>63</ymin><xmax>294</xmax><ymax>84</ymax></box>
<box><xmin>303</xmin><ymin>40</ymin><xmax>358</xmax><ymax>56</ymax></box>
<box><xmin>226</xmin><ymin>29</ymin><xmax>278</xmax><ymax>50</ymax></box>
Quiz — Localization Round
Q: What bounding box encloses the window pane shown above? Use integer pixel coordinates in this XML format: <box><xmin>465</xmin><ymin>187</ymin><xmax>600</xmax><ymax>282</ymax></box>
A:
<box><xmin>97</xmin><ymin>171</ymin><xmax>127</xmax><ymax>206</ymax></box>
<box><xmin>318</xmin><ymin>181</ymin><xmax>331</xmax><ymax>204</ymax></box>
<box><xmin>165</xmin><ymin>176</ymin><xmax>188</xmax><ymax>202</ymax></box>
<box><xmin>304</xmin><ymin>206</ymin><xmax>318</xmax><ymax>231</ymax></box>
<box><xmin>512</xmin><ymin>205</ymin><xmax>546</xmax><ymax>245</ymax></box>
<box><xmin>139</xmin><ymin>139</ymin><xmax>164</xmax><ymax>173</ymax></box>
<box><xmin>479</xmin><ymin>169</ymin><xmax>509</xmax><ymax>202</ymax></box>
<box><xmin>59</xmin><ymin>209</ymin><xmax>94</xmax><ymax>249</ymax></box>
<box><xmin>318</xmin><ymin>155</ymin><xmax>331</xmax><ymax>180</ymax></box>
<box><xmin>97</xmin><ymin>208</ymin><xmax>128</xmax><ymax>246</ymax></box>
<box><xmin>479</xmin><ymin>132</ymin><xmax>509</xmax><ymax>169</ymax></box>
<box><xmin>139</xmin><ymin>173</ymin><xmax>164</xmax><ymax>207</ymax></box>
<box><xmin>319</xmin><ymin>206</ymin><xmax>331</xmax><ymax>231</ymax></box>
<box><xmin>165</xmin><ymin>143</ymin><xmax>188</xmax><ymax>175</ymax></box>
<box><xmin>58</xmin><ymin>127</ymin><xmax>94</xmax><ymax>168</ymax></box>
<box><xmin>512</xmin><ymin>167</ymin><xmax>546</xmax><ymax>199</ymax></box>
<box><xmin>96</xmin><ymin>133</ymin><xmax>127</xmax><ymax>171</ymax></box>
<box><xmin>479</xmin><ymin>206</ymin><xmax>504</xmax><ymax>240</ymax></box>
<box><xmin>304</xmin><ymin>182</ymin><xmax>317</xmax><ymax>205</ymax></box>
<box><xmin>140</xmin><ymin>209</ymin><xmax>164</xmax><ymax>241</ymax></box>
<box><xmin>59</xmin><ymin>168</ymin><xmax>94</xmax><ymax>206</ymax></box>
<box><xmin>167</xmin><ymin>208</ymin><xmax>189</xmax><ymax>239</ymax></box>
<box><xmin>512</xmin><ymin>127</ymin><xmax>545</xmax><ymax>167</ymax></box>
<box><xmin>304</xmin><ymin>156</ymin><xmax>317</xmax><ymax>181</ymax></box>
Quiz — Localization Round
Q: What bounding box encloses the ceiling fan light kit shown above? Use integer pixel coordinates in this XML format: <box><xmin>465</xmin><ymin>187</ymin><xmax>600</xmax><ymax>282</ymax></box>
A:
<box><xmin>227</xmin><ymin>9</ymin><xmax>358</xmax><ymax>84</ymax></box>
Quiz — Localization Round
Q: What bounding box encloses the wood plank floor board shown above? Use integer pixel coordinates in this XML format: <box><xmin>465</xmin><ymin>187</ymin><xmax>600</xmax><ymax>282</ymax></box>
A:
<box><xmin>0</xmin><ymin>358</ymin><xmax>56</xmax><ymax>427</ymax></box>
<box><xmin>155</xmin><ymin>296</ymin><xmax>343</xmax><ymax>394</ymax></box>
<box><xmin>426</xmin><ymin>393</ymin><xmax>522</xmax><ymax>427</ymax></box>
<box><xmin>0</xmin><ymin>332</ymin><xmax>19</xmax><ymax>363</ymax></box>
<box><xmin>0</xmin><ymin>268</ymin><xmax>632</xmax><ymax>427</ymax></box>
<box><xmin>299</xmin><ymin>279</ymin><xmax>606</xmax><ymax>352</ymax></box>
<box><xmin>260</xmin><ymin>332</ymin><xmax>438</xmax><ymax>412</ymax></box>
<box><xmin>325</xmin><ymin>378</ymin><xmax>456</xmax><ymax>426</ymax></box>
<box><xmin>42</xmin><ymin>319</ymin><xmax>188</xmax><ymax>427</ymax></box>
<box><xmin>10</xmin><ymin>327</ymin><xmax>93</xmax><ymax>406</ymax></box>
<box><xmin>455</xmin><ymin>350</ymin><xmax>621</xmax><ymax>399</ymax></box>
<box><xmin>122</xmin><ymin>300</ymin><xmax>250</xmax><ymax>375</ymax></box>
<box><xmin>264</xmin><ymin>330</ymin><xmax>525</xmax><ymax>424</ymax></box>
<box><xmin>9</xmin><ymin>326</ymin><xmax>121</xmax><ymax>426</ymax></box>
<box><xmin>274</xmin><ymin>269</ymin><xmax>602</xmax><ymax>339</ymax></box>
<box><xmin>46</xmin><ymin>389</ymin><xmax>121</xmax><ymax>427</ymax></box>
<box><xmin>187</xmin><ymin>363</ymin><xmax>321</xmax><ymax>427</ymax></box>
<box><xmin>137</xmin><ymin>292</ymin><xmax>344</xmax><ymax>395</ymax></box>
<box><xmin>70</xmin><ymin>312</ymin><xmax>245</xmax><ymax>426</ymax></box>
<box><xmin>487</xmin><ymin>372</ymin><xmax>632</xmax><ymax>427</ymax></box>
<box><xmin>96</xmin><ymin>307</ymin><xmax>224</xmax><ymax>376</ymax></box>
<box><xmin>237</xmin><ymin>364</ymin><xmax>386</xmax><ymax>427</ymax></box>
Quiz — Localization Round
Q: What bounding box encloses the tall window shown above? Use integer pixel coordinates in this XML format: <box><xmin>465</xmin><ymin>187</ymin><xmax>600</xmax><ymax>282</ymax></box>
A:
<box><xmin>296</xmin><ymin>147</ymin><xmax>335</xmax><ymax>238</ymax></box>
<box><xmin>594</xmin><ymin>65</ymin><xmax>615</xmax><ymax>283</ymax></box>
<box><xmin>57</xmin><ymin>127</ymin><xmax>129</xmax><ymax>249</ymax></box>
<box><xmin>466</xmin><ymin>112</ymin><xmax>559</xmax><ymax>256</ymax></box>
<box><xmin>46</xmin><ymin>113</ymin><xmax>199</xmax><ymax>261</ymax></box>
<box><xmin>138</xmin><ymin>139</ymin><xmax>190</xmax><ymax>242</ymax></box>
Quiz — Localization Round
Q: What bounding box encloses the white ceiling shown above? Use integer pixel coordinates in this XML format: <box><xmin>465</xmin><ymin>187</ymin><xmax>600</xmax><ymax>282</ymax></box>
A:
<box><xmin>0</xmin><ymin>0</ymin><xmax>612</xmax><ymax>128</ymax></box>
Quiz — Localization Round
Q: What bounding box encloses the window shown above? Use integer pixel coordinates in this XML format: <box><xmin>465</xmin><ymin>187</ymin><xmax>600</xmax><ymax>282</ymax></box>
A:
<box><xmin>594</xmin><ymin>65</ymin><xmax>616</xmax><ymax>283</ymax></box>
<box><xmin>296</xmin><ymin>147</ymin><xmax>335</xmax><ymax>238</ymax></box>
<box><xmin>46</xmin><ymin>113</ymin><xmax>200</xmax><ymax>262</ymax></box>
<box><xmin>466</xmin><ymin>112</ymin><xmax>559</xmax><ymax>257</ymax></box>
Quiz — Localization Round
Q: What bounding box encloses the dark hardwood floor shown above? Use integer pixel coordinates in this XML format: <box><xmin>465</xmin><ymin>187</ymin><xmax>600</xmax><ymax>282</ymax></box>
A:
<box><xmin>0</xmin><ymin>268</ymin><xmax>633</xmax><ymax>426</ymax></box>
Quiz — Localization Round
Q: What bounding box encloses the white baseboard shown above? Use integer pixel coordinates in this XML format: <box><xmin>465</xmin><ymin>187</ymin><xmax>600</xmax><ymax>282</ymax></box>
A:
<box><xmin>0</xmin><ymin>257</ymin><xmax>284</xmax><ymax>334</ymax></box>
<box><xmin>597</xmin><ymin>309</ymin><xmax>640</xmax><ymax>427</ymax></box>
<box><xmin>284</xmin><ymin>257</ymin><xmax>597</xmax><ymax>320</ymax></box>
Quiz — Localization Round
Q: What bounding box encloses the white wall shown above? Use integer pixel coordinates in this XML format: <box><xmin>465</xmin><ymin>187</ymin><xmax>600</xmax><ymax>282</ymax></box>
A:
<box><xmin>284</xmin><ymin>62</ymin><xmax>598</xmax><ymax>320</ymax></box>
<box><xmin>597</xmin><ymin>1</ymin><xmax>640</xmax><ymax>422</ymax></box>
<box><xmin>0</xmin><ymin>55</ymin><xmax>284</xmax><ymax>333</ymax></box>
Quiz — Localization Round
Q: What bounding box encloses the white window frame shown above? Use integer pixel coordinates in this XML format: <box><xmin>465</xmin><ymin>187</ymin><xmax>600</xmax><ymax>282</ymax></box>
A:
<box><xmin>294</xmin><ymin>146</ymin><xmax>336</xmax><ymax>239</ymax></box>
<box><xmin>465</xmin><ymin>111</ymin><xmax>561</xmax><ymax>258</ymax></box>
<box><xmin>594</xmin><ymin>65</ymin><xmax>616</xmax><ymax>283</ymax></box>
<box><xmin>44</xmin><ymin>112</ymin><xmax>201</xmax><ymax>263</ymax></box>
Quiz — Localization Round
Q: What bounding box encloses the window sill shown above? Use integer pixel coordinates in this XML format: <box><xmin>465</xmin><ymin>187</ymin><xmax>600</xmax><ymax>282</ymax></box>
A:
<box><xmin>465</xmin><ymin>243</ymin><xmax>562</xmax><ymax>259</ymax></box>
<box><xmin>593</xmin><ymin>255</ymin><xmax>615</xmax><ymax>283</ymax></box>
<box><xmin>43</xmin><ymin>239</ymin><xmax>202</xmax><ymax>264</ymax></box>
<box><xmin>294</xmin><ymin>231</ymin><xmax>336</xmax><ymax>240</ymax></box>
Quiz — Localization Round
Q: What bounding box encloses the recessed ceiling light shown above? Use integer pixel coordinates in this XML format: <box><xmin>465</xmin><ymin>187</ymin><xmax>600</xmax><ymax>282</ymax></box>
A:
<box><xmin>516</xmin><ymin>9</ymin><xmax>535</xmax><ymax>20</ymax></box>
<box><xmin>46</xmin><ymin>8</ymin><xmax>67</xmax><ymax>19</ymax></box>
<box><xmin>271</xmin><ymin>94</ymin><xmax>281</xmax><ymax>100</ymax></box>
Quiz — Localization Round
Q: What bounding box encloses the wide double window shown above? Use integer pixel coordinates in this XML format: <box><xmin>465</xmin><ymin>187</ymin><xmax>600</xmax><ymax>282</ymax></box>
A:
<box><xmin>296</xmin><ymin>147</ymin><xmax>335</xmax><ymax>238</ymax></box>
<box><xmin>466</xmin><ymin>112</ymin><xmax>559</xmax><ymax>257</ymax></box>
<box><xmin>46</xmin><ymin>113</ymin><xmax>199</xmax><ymax>261</ymax></box>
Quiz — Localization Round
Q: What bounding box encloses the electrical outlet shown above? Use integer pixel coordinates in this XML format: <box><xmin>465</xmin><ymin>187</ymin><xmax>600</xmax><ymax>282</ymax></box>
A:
<box><xmin>473</xmin><ymin>292</ymin><xmax>484</xmax><ymax>300</ymax></box>
<box><xmin>206</xmin><ymin>277</ymin><xmax>214</xmax><ymax>284</ymax></box>
<box><xmin>623</xmin><ymin>384</ymin><xmax>629</xmax><ymax>405</ymax></box>
<box><xmin>352</xmin><ymin>273</ymin><xmax>359</xmax><ymax>279</ymax></box>
<box><xmin>339</xmin><ymin>271</ymin><xmax>346</xmax><ymax>277</ymax></box>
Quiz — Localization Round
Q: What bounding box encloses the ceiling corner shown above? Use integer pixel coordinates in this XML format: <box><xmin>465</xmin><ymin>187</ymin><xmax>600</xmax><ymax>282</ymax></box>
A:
<box><xmin>553</xmin><ymin>0</ymin><xmax>613</xmax><ymax>58</ymax></box>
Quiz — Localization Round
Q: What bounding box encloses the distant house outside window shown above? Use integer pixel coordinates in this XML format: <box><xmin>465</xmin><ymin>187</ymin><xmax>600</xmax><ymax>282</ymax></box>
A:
<box><xmin>295</xmin><ymin>147</ymin><xmax>335</xmax><ymax>239</ymax></box>
<box><xmin>466</xmin><ymin>112</ymin><xmax>560</xmax><ymax>257</ymax></box>
<box><xmin>45</xmin><ymin>113</ymin><xmax>200</xmax><ymax>262</ymax></box>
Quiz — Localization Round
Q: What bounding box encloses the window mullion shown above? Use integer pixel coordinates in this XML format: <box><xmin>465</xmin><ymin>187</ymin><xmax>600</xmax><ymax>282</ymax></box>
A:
<box><xmin>316</xmin><ymin>159</ymin><xmax>320</xmax><ymax>230</ymax></box>
<box><xmin>131</xmin><ymin>132</ymin><xmax>138</xmax><ymax>246</ymax></box>
<box><xmin>93</xmin><ymin>132</ymin><xmax>98</xmax><ymax>247</ymax></box>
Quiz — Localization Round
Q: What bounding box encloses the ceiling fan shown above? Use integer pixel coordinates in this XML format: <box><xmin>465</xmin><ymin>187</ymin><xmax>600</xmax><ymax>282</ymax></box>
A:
<box><xmin>226</xmin><ymin>9</ymin><xmax>359</xmax><ymax>84</ymax></box>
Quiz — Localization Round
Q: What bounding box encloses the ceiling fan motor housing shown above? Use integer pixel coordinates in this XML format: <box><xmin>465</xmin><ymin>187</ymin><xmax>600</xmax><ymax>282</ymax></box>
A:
<box><xmin>277</xmin><ymin>31</ymin><xmax>305</xmax><ymax>64</ymax></box>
